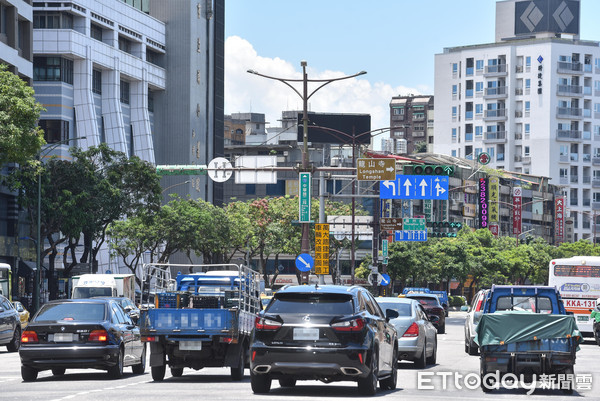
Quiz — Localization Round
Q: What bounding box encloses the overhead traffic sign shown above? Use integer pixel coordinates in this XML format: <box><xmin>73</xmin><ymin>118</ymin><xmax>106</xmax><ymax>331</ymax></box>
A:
<box><xmin>207</xmin><ymin>157</ymin><xmax>233</xmax><ymax>182</ymax></box>
<box><xmin>295</xmin><ymin>253</ymin><xmax>314</xmax><ymax>272</ymax></box>
<box><xmin>403</xmin><ymin>218</ymin><xmax>426</xmax><ymax>231</ymax></box>
<box><xmin>357</xmin><ymin>158</ymin><xmax>396</xmax><ymax>181</ymax></box>
<box><xmin>395</xmin><ymin>230</ymin><xmax>428</xmax><ymax>242</ymax></box>
<box><xmin>380</xmin><ymin>175</ymin><xmax>449</xmax><ymax>200</ymax></box>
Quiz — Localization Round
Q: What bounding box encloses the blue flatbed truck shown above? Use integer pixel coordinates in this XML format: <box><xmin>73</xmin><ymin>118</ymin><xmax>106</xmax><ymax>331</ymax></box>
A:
<box><xmin>476</xmin><ymin>285</ymin><xmax>581</xmax><ymax>393</ymax></box>
<box><xmin>139</xmin><ymin>264</ymin><xmax>260</xmax><ymax>381</ymax></box>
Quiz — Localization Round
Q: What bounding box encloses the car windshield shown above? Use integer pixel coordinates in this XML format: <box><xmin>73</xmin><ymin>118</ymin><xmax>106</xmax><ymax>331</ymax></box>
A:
<box><xmin>495</xmin><ymin>296</ymin><xmax>552</xmax><ymax>313</ymax></box>
<box><xmin>267</xmin><ymin>293</ymin><xmax>354</xmax><ymax>315</ymax></box>
<box><xmin>72</xmin><ymin>287</ymin><xmax>113</xmax><ymax>298</ymax></box>
<box><xmin>410</xmin><ymin>297</ymin><xmax>439</xmax><ymax>307</ymax></box>
<box><xmin>34</xmin><ymin>303</ymin><xmax>106</xmax><ymax>322</ymax></box>
<box><xmin>376</xmin><ymin>302</ymin><xmax>412</xmax><ymax>317</ymax></box>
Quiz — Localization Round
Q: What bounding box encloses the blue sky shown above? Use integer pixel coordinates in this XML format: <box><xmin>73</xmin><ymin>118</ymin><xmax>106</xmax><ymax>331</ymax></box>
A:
<box><xmin>224</xmin><ymin>0</ymin><xmax>600</xmax><ymax>140</ymax></box>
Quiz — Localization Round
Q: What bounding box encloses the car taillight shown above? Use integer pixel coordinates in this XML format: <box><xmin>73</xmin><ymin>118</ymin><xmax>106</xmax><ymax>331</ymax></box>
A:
<box><xmin>331</xmin><ymin>317</ymin><xmax>365</xmax><ymax>332</ymax></box>
<box><xmin>21</xmin><ymin>331</ymin><xmax>38</xmax><ymax>344</ymax></box>
<box><xmin>402</xmin><ymin>322</ymin><xmax>419</xmax><ymax>337</ymax></box>
<box><xmin>254</xmin><ymin>316</ymin><xmax>282</xmax><ymax>330</ymax></box>
<box><xmin>88</xmin><ymin>329</ymin><xmax>108</xmax><ymax>342</ymax></box>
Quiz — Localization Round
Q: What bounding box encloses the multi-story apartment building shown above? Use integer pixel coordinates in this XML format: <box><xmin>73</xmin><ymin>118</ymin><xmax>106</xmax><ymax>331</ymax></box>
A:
<box><xmin>389</xmin><ymin>95</ymin><xmax>434</xmax><ymax>155</ymax></box>
<box><xmin>0</xmin><ymin>0</ymin><xmax>32</xmax><ymax>81</ymax></box>
<box><xmin>434</xmin><ymin>0</ymin><xmax>598</xmax><ymax>243</ymax></box>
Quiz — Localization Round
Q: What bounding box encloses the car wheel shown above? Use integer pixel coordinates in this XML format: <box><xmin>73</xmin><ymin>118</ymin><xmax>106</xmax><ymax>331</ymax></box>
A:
<box><xmin>52</xmin><ymin>368</ymin><xmax>66</xmax><ymax>376</ymax></box>
<box><xmin>132</xmin><ymin>344</ymin><xmax>146</xmax><ymax>374</ymax></box>
<box><xmin>464</xmin><ymin>342</ymin><xmax>469</xmax><ymax>354</ymax></box>
<box><xmin>414</xmin><ymin>342</ymin><xmax>427</xmax><ymax>368</ymax></box>
<box><xmin>438</xmin><ymin>323</ymin><xmax>446</xmax><ymax>335</ymax></box>
<box><xmin>151</xmin><ymin>365</ymin><xmax>166</xmax><ymax>381</ymax></box>
<box><xmin>7</xmin><ymin>326</ymin><xmax>21</xmax><ymax>352</ymax></box>
<box><xmin>230</xmin><ymin>347</ymin><xmax>245</xmax><ymax>381</ymax></box>
<box><xmin>170</xmin><ymin>367</ymin><xmax>183</xmax><ymax>377</ymax></box>
<box><xmin>108</xmin><ymin>348</ymin><xmax>124</xmax><ymax>379</ymax></box>
<box><xmin>468</xmin><ymin>340</ymin><xmax>479</xmax><ymax>356</ymax></box>
<box><xmin>561</xmin><ymin>366</ymin><xmax>574</xmax><ymax>394</ymax></box>
<box><xmin>279</xmin><ymin>377</ymin><xmax>297</xmax><ymax>387</ymax></box>
<box><xmin>358</xmin><ymin>349</ymin><xmax>378</xmax><ymax>396</ymax></box>
<box><xmin>480</xmin><ymin>359</ymin><xmax>494</xmax><ymax>393</ymax></box>
<box><xmin>427</xmin><ymin>336</ymin><xmax>437</xmax><ymax>365</ymax></box>
<box><xmin>380</xmin><ymin>347</ymin><xmax>397</xmax><ymax>391</ymax></box>
<box><xmin>250</xmin><ymin>371</ymin><xmax>271</xmax><ymax>394</ymax></box>
<box><xmin>21</xmin><ymin>365</ymin><xmax>38</xmax><ymax>382</ymax></box>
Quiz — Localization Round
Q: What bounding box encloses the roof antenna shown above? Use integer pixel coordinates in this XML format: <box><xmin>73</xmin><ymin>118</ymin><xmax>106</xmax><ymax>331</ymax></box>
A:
<box><xmin>315</xmin><ymin>281</ymin><xmax>319</xmax><ymax>289</ymax></box>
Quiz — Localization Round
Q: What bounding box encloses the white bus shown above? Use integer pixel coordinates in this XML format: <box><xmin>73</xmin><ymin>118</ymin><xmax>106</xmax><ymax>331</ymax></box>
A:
<box><xmin>548</xmin><ymin>256</ymin><xmax>600</xmax><ymax>334</ymax></box>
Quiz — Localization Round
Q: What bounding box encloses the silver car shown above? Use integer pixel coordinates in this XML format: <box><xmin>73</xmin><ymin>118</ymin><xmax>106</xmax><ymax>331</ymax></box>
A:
<box><xmin>463</xmin><ymin>289</ymin><xmax>489</xmax><ymax>356</ymax></box>
<box><xmin>376</xmin><ymin>297</ymin><xmax>438</xmax><ymax>368</ymax></box>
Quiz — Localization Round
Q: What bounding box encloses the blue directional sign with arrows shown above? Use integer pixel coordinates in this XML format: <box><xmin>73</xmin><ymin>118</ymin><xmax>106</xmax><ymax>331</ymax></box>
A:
<box><xmin>295</xmin><ymin>253</ymin><xmax>314</xmax><ymax>272</ymax></box>
<box><xmin>380</xmin><ymin>175</ymin><xmax>449</xmax><ymax>200</ymax></box>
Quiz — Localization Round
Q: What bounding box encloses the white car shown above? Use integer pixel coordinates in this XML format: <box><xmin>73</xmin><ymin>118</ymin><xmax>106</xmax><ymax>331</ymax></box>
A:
<box><xmin>377</xmin><ymin>297</ymin><xmax>438</xmax><ymax>368</ymax></box>
<box><xmin>464</xmin><ymin>289</ymin><xmax>489</xmax><ymax>355</ymax></box>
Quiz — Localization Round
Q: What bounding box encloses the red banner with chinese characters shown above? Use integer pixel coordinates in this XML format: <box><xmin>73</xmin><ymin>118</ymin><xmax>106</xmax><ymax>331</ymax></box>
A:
<box><xmin>555</xmin><ymin>197</ymin><xmax>564</xmax><ymax>243</ymax></box>
<box><xmin>512</xmin><ymin>187</ymin><xmax>522</xmax><ymax>235</ymax></box>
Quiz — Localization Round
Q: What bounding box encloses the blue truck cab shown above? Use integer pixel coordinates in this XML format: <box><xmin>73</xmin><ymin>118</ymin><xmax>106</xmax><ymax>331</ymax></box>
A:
<box><xmin>482</xmin><ymin>285</ymin><xmax>567</xmax><ymax>315</ymax></box>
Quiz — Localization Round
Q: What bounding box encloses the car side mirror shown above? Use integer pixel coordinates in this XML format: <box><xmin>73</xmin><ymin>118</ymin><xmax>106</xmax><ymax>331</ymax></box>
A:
<box><xmin>385</xmin><ymin>309</ymin><xmax>399</xmax><ymax>320</ymax></box>
<box><xmin>429</xmin><ymin>315</ymin><xmax>440</xmax><ymax>323</ymax></box>
<box><xmin>460</xmin><ymin>305</ymin><xmax>469</xmax><ymax>311</ymax></box>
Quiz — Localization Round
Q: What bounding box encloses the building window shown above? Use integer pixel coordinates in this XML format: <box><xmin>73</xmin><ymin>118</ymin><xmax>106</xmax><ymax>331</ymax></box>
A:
<box><xmin>476</xmin><ymin>82</ymin><xmax>483</xmax><ymax>94</ymax></box>
<box><xmin>33</xmin><ymin>12</ymin><xmax>73</xmax><ymax>29</ymax></box>
<box><xmin>451</xmin><ymin>128</ymin><xmax>457</xmax><ymax>140</ymax></box>
<box><xmin>148</xmin><ymin>91</ymin><xmax>154</xmax><ymax>112</ymax></box>
<box><xmin>524</xmin><ymin>146</ymin><xmax>530</xmax><ymax>156</ymax></box>
<box><xmin>451</xmin><ymin>106</ymin><xmax>457</xmax><ymax>120</ymax></box>
<box><xmin>525</xmin><ymin>101</ymin><xmax>531</xmax><ymax>116</ymax></box>
<box><xmin>120</xmin><ymin>80</ymin><xmax>130</xmax><ymax>104</ymax></box>
<box><xmin>524</xmin><ymin>123</ymin><xmax>530</xmax><ymax>136</ymax></box>
<box><xmin>90</xmin><ymin>23</ymin><xmax>102</xmax><ymax>41</ymax></box>
<box><xmin>38</xmin><ymin>120</ymin><xmax>69</xmax><ymax>143</ymax></box>
<box><xmin>118</xmin><ymin>36</ymin><xmax>132</xmax><ymax>54</ymax></box>
<box><xmin>526</xmin><ymin>56</ymin><xmax>531</xmax><ymax>70</ymax></box>
<box><xmin>129</xmin><ymin>125</ymin><xmax>134</xmax><ymax>157</ymax></box>
<box><xmin>476</xmin><ymin>59</ymin><xmax>484</xmax><ymax>72</ymax></box>
<box><xmin>392</xmin><ymin>107</ymin><xmax>404</xmax><ymax>115</ymax></box>
<box><xmin>486</xmin><ymin>147</ymin><xmax>495</xmax><ymax>158</ymax></box>
<box><xmin>475</xmin><ymin>126</ymin><xmax>483</xmax><ymax>137</ymax></box>
<box><xmin>92</xmin><ymin>69</ymin><xmax>102</xmax><ymax>94</ymax></box>
<box><xmin>451</xmin><ymin>149</ymin><xmax>457</xmax><ymax>157</ymax></box>
<box><xmin>245</xmin><ymin>184</ymin><xmax>255</xmax><ymax>195</ymax></box>
<box><xmin>475</xmin><ymin>104</ymin><xmax>483</xmax><ymax>116</ymax></box>
<box><xmin>452</xmin><ymin>63</ymin><xmax>458</xmax><ymax>75</ymax></box>
<box><xmin>33</xmin><ymin>57</ymin><xmax>73</xmax><ymax>84</ymax></box>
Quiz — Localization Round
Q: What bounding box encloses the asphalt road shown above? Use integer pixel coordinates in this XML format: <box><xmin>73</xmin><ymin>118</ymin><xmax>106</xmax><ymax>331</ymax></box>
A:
<box><xmin>1</xmin><ymin>311</ymin><xmax>599</xmax><ymax>400</ymax></box>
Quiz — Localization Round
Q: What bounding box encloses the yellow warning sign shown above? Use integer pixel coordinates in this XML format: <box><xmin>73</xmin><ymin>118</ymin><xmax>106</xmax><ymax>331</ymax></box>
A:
<box><xmin>314</xmin><ymin>223</ymin><xmax>330</xmax><ymax>275</ymax></box>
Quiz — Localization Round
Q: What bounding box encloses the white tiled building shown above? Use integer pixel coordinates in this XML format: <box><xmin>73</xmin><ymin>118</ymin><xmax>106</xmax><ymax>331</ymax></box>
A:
<box><xmin>32</xmin><ymin>0</ymin><xmax>166</xmax><ymax>162</ymax></box>
<box><xmin>434</xmin><ymin>0</ymin><xmax>598</xmax><ymax>242</ymax></box>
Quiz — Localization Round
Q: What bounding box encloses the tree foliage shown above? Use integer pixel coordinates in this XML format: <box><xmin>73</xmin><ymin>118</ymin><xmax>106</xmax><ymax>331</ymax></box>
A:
<box><xmin>0</xmin><ymin>65</ymin><xmax>45</xmax><ymax>166</ymax></box>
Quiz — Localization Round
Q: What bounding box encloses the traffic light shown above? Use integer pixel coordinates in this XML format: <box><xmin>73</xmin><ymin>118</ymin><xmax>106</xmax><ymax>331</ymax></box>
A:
<box><xmin>403</xmin><ymin>164</ymin><xmax>454</xmax><ymax>176</ymax></box>
<box><xmin>427</xmin><ymin>221</ymin><xmax>462</xmax><ymax>238</ymax></box>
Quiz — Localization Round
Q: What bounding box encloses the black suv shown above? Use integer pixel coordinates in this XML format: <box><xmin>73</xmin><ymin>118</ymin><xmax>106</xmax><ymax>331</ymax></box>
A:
<box><xmin>0</xmin><ymin>294</ymin><xmax>21</xmax><ymax>352</ymax></box>
<box><xmin>250</xmin><ymin>285</ymin><xmax>398</xmax><ymax>395</ymax></box>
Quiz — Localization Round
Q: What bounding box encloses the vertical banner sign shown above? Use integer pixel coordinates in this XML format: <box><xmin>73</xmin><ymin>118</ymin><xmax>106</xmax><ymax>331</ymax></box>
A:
<box><xmin>488</xmin><ymin>177</ymin><xmax>499</xmax><ymax>235</ymax></box>
<box><xmin>401</xmin><ymin>200</ymin><xmax>412</xmax><ymax>218</ymax></box>
<box><xmin>555</xmin><ymin>197</ymin><xmax>564</xmax><ymax>243</ymax></box>
<box><xmin>513</xmin><ymin>187</ymin><xmax>522</xmax><ymax>236</ymax></box>
<box><xmin>299</xmin><ymin>172</ymin><xmax>311</xmax><ymax>222</ymax></box>
<box><xmin>478</xmin><ymin>178</ymin><xmax>488</xmax><ymax>229</ymax></box>
<box><xmin>380</xmin><ymin>199</ymin><xmax>392</xmax><ymax>218</ymax></box>
<box><xmin>314</xmin><ymin>224</ymin><xmax>330</xmax><ymax>275</ymax></box>
<box><xmin>382</xmin><ymin>239</ymin><xmax>388</xmax><ymax>264</ymax></box>
<box><xmin>423</xmin><ymin>199</ymin><xmax>433</xmax><ymax>222</ymax></box>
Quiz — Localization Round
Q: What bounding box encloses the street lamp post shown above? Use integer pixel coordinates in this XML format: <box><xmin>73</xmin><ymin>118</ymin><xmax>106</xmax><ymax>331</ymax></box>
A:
<box><xmin>248</xmin><ymin>63</ymin><xmax>366</xmax><ymax>284</ymax></box>
<box><xmin>34</xmin><ymin>137</ymin><xmax>85</xmax><ymax>313</ymax></box>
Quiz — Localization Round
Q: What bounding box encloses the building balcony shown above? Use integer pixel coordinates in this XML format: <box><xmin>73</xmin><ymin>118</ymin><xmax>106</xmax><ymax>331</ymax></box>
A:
<box><xmin>557</xmin><ymin>61</ymin><xmax>583</xmax><ymax>74</ymax></box>
<box><xmin>412</xmin><ymin>115</ymin><xmax>425</xmax><ymax>121</ymax></box>
<box><xmin>514</xmin><ymin>155</ymin><xmax>522</xmax><ymax>162</ymax></box>
<box><xmin>556</xmin><ymin>129</ymin><xmax>582</xmax><ymax>141</ymax></box>
<box><xmin>522</xmin><ymin>156</ymin><xmax>531</xmax><ymax>164</ymax></box>
<box><xmin>560</xmin><ymin>177</ymin><xmax>568</xmax><ymax>185</ymax></box>
<box><xmin>593</xmin><ymin>202</ymin><xmax>600</xmax><ymax>210</ymax></box>
<box><xmin>557</xmin><ymin>84</ymin><xmax>582</xmax><ymax>96</ymax></box>
<box><xmin>483</xmin><ymin>131</ymin><xmax>507</xmax><ymax>143</ymax></box>
<box><xmin>570</xmin><ymin>175</ymin><xmax>579</xmax><ymax>183</ymax></box>
<box><xmin>515</xmin><ymin>110</ymin><xmax>523</xmax><ymax>118</ymax></box>
<box><xmin>514</xmin><ymin>132</ymin><xmax>523</xmax><ymax>140</ymax></box>
<box><xmin>484</xmin><ymin>86</ymin><xmax>508</xmax><ymax>99</ymax></box>
<box><xmin>556</xmin><ymin>107</ymin><xmax>583</xmax><ymax>119</ymax></box>
<box><xmin>391</xmin><ymin>115</ymin><xmax>405</xmax><ymax>121</ymax></box>
<box><xmin>593</xmin><ymin>178</ymin><xmax>600</xmax><ymax>188</ymax></box>
<box><xmin>559</xmin><ymin>154</ymin><xmax>569</xmax><ymax>163</ymax></box>
<box><xmin>583</xmin><ymin>176</ymin><xmax>591</xmax><ymax>184</ymax></box>
<box><xmin>570</xmin><ymin>198</ymin><xmax>579</xmax><ymax>206</ymax></box>
<box><xmin>515</xmin><ymin>88</ymin><xmax>523</xmax><ymax>95</ymax></box>
<box><xmin>515</xmin><ymin>65</ymin><xmax>524</xmax><ymax>73</ymax></box>
<box><xmin>583</xmin><ymin>154</ymin><xmax>591</xmax><ymax>163</ymax></box>
<box><xmin>412</xmin><ymin>130</ymin><xmax>425</xmax><ymax>137</ymax></box>
<box><xmin>483</xmin><ymin>109</ymin><xmax>507</xmax><ymax>121</ymax></box>
<box><xmin>484</xmin><ymin>64</ymin><xmax>508</xmax><ymax>76</ymax></box>
<box><xmin>593</xmin><ymin>156</ymin><xmax>600</xmax><ymax>166</ymax></box>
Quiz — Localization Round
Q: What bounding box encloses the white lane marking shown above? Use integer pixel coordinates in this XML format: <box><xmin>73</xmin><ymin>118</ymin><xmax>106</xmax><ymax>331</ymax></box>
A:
<box><xmin>49</xmin><ymin>379</ymin><xmax>151</xmax><ymax>401</ymax></box>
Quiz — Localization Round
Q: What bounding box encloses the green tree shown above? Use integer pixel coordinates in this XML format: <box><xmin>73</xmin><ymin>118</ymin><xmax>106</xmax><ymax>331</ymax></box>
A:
<box><xmin>0</xmin><ymin>65</ymin><xmax>45</xmax><ymax>166</ymax></box>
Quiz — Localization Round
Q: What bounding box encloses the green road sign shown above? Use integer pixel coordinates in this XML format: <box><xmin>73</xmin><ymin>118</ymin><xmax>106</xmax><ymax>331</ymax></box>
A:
<box><xmin>299</xmin><ymin>172</ymin><xmax>311</xmax><ymax>222</ymax></box>
<box><xmin>382</xmin><ymin>239</ymin><xmax>388</xmax><ymax>259</ymax></box>
<box><xmin>403</xmin><ymin>217</ymin><xmax>426</xmax><ymax>231</ymax></box>
<box><xmin>156</xmin><ymin>165</ymin><xmax>207</xmax><ymax>176</ymax></box>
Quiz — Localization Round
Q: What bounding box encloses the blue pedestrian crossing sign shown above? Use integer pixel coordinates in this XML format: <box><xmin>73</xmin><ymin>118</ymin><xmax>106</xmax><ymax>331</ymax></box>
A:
<box><xmin>380</xmin><ymin>175</ymin><xmax>449</xmax><ymax>200</ymax></box>
<box><xmin>295</xmin><ymin>253</ymin><xmax>314</xmax><ymax>272</ymax></box>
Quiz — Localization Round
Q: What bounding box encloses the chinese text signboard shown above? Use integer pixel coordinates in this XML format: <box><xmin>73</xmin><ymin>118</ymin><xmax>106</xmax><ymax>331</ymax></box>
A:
<box><xmin>314</xmin><ymin>223</ymin><xmax>330</xmax><ymax>275</ymax></box>
<box><xmin>479</xmin><ymin>178</ymin><xmax>488</xmax><ymax>229</ymax></box>
<box><xmin>380</xmin><ymin>217</ymin><xmax>402</xmax><ymax>232</ymax></box>
<box><xmin>357</xmin><ymin>158</ymin><xmax>396</xmax><ymax>181</ymax></box>
<box><xmin>299</xmin><ymin>172</ymin><xmax>311</xmax><ymax>222</ymax></box>
<box><xmin>555</xmin><ymin>197</ymin><xmax>564</xmax><ymax>243</ymax></box>
<box><xmin>513</xmin><ymin>187</ymin><xmax>522</xmax><ymax>235</ymax></box>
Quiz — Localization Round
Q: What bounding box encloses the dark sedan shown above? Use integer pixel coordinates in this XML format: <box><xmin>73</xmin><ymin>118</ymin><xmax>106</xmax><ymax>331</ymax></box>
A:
<box><xmin>404</xmin><ymin>293</ymin><xmax>446</xmax><ymax>334</ymax></box>
<box><xmin>0</xmin><ymin>295</ymin><xmax>21</xmax><ymax>352</ymax></box>
<box><xmin>19</xmin><ymin>298</ymin><xmax>146</xmax><ymax>381</ymax></box>
<box><xmin>250</xmin><ymin>285</ymin><xmax>398</xmax><ymax>396</ymax></box>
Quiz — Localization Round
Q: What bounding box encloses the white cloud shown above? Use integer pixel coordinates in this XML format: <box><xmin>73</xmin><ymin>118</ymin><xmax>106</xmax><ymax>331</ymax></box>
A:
<box><xmin>225</xmin><ymin>36</ymin><xmax>428</xmax><ymax>148</ymax></box>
